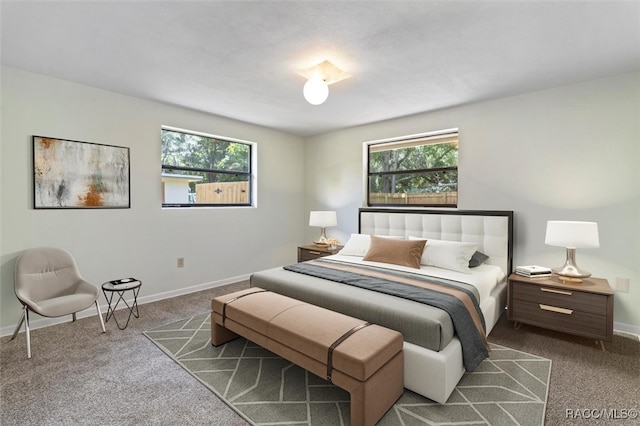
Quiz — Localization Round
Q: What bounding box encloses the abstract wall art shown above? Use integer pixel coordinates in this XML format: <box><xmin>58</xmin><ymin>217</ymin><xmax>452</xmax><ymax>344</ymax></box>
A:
<box><xmin>33</xmin><ymin>136</ymin><xmax>130</xmax><ymax>209</ymax></box>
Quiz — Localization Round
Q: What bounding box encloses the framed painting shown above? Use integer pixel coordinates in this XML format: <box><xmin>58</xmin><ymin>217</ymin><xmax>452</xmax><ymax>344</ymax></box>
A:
<box><xmin>33</xmin><ymin>136</ymin><xmax>130</xmax><ymax>209</ymax></box>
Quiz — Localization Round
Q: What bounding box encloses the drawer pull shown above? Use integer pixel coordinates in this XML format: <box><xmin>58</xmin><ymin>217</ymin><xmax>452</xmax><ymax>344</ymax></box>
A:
<box><xmin>539</xmin><ymin>304</ymin><xmax>573</xmax><ymax>315</ymax></box>
<box><xmin>541</xmin><ymin>287</ymin><xmax>572</xmax><ymax>296</ymax></box>
<box><xmin>308</xmin><ymin>251</ymin><xmax>321</xmax><ymax>255</ymax></box>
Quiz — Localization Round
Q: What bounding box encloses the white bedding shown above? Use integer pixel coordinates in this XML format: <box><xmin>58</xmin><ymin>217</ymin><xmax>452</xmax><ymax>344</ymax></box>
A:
<box><xmin>325</xmin><ymin>254</ymin><xmax>506</xmax><ymax>303</ymax></box>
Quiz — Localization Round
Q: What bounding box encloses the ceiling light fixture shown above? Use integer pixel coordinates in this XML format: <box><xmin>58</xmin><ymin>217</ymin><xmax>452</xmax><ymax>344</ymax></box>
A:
<box><xmin>303</xmin><ymin>76</ymin><xmax>329</xmax><ymax>105</ymax></box>
<box><xmin>297</xmin><ymin>60</ymin><xmax>351</xmax><ymax>106</ymax></box>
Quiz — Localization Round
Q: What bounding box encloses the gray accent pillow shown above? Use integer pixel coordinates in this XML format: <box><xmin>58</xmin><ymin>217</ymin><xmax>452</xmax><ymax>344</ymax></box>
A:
<box><xmin>468</xmin><ymin>251</ymin><xmax>489</xmax><ymax>268</ymax></box>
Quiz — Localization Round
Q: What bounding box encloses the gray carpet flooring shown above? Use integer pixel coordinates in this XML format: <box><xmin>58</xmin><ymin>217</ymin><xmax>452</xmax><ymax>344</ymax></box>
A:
<box><xmin>145</xmin><ymin>313</ymin><xmax>551</xmax><ymax>426</ymax></box>
<box><xmin>2</xmin><ymin>281</ymin><xmax>639</xmax><ymax>425</ymax></box>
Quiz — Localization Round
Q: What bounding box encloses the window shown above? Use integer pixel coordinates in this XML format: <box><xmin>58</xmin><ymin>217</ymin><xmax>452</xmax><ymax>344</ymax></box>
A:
<box><xmin>367</xmin><ymin>130</ymin><xmax>458</xmax><ymax>207</ymax></box>
<box><xmin>161</xmin><ymin>127</ymin><xmax>254</xmax><ymax>207</ymax></box>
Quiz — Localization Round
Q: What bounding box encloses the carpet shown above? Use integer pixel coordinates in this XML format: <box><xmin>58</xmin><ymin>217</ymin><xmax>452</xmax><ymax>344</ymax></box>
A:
<box><xmin>144</xmin><ymin>313</ymin><xmax>551</xmax><ymax>426</ymax></box>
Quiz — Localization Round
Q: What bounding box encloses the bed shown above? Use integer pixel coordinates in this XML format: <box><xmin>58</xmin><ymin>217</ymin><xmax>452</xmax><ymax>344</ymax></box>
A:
<box><xmin>250</xmin><ymin>208</ymin><xmax>514</xmax><ymax>403</ymax></box>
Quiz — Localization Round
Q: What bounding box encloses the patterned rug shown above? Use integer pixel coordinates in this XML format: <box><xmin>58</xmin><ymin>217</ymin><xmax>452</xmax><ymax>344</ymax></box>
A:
<box><xmin>144</xmin><ymin>313</ymin><xmax>551</xmax><ymax>425</ymax></box>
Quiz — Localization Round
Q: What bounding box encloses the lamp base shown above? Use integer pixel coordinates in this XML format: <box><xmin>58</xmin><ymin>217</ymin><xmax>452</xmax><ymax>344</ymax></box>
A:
<box><xmin>553</xmin><ymin>248</ymin><xmax>591</xmax><ymax>283</ymax></box>
<box><xmin>314</xmin><ymin>227</ymin><xmax>329</xmax><ymax>245</ymax></box>
<box><xmin>555</xmin><ymin>274</ymin><xmax>585</xmax><ymax>283</ymax></box>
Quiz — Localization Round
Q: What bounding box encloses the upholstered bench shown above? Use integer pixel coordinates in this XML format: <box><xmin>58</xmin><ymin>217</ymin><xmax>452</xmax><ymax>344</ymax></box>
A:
<box><xmin>211</xmin><ymin>287</ymin><xmax>403</xmax><ymax>426</ymax></box>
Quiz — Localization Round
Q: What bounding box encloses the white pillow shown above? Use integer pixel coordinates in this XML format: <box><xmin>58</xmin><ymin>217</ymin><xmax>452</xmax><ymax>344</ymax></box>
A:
<box><xmin>408</xmin><ymin>236</ymin><xmax>478</xmax><ymax>274</ymax></box>
<box><xmin>338</xmin><ymin>234</ymin><xmax>372</xmax><ymax>257</ymax></box>
<box><xmin>338</xmin><ymin>234</ymin><xmax>403</xmax><ymax>257</ymax></box>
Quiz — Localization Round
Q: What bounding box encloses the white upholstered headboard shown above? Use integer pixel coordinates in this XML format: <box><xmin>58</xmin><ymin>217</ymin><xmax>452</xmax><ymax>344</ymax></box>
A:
<box><xmin>359</xmin><ymin>208</ymin><xmax>514</xmax><ymax>276</ymax></box>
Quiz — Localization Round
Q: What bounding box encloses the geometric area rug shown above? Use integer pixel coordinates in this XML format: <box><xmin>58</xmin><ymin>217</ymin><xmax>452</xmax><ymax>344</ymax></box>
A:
<box><xmin>144</xmin><ymin>313</ymin><xmax>551</xmax><ymax>426</ymax></box>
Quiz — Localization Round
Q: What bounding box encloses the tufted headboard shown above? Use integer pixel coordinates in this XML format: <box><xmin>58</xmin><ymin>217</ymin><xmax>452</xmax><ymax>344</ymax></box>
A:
<box><xmin>359</xmin><ymin>208</ymin><xmax>514</xmax><ymax>276</ymax></box>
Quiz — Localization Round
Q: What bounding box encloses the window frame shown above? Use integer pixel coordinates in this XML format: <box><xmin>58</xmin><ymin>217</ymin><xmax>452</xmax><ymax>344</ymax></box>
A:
<box><xmin>364</xmin><ymin>129</ymin><xmax>459</xmax><ymax>208</ymax></box>
<box><xmin>161</xmin><ymin>126</ymin><xmax>256</xmax><ymax>208</ymax></box>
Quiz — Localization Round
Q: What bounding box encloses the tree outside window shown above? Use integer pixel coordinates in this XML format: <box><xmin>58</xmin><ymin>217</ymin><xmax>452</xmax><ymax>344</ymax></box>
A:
<box><xmin>368</xmin><ymin>132</ymin><xmax>458</xmax><ymax>207</ymax></box>
<box><xmin>161</xmin><ymin>128</ymin><xmax>253</xmax><ymax>207</ymax></box>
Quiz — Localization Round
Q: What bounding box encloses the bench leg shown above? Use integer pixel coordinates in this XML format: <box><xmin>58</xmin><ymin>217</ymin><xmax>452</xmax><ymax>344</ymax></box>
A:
<box><xmin>348</xmin><ymin>351</ymin><xmax>403</xmax><ymax>426</ymax></box>
<box><xmin>211</xmin><ymin>321</ymin><xmax>239</xmax><ymax>346</ymax></box>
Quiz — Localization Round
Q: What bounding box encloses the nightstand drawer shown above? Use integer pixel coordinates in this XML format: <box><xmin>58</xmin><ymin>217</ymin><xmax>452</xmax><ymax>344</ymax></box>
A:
<box><xmin>299</xmin><ymin>248</ymin><xmax>325</xmax><ymax>262</ymax></box>
<box><xmin>511</xmin><ymin>299</ymin><xmax>608</xmax><ymax>338</ymax></box>
<box><xmin>507</xmin><ymin>274</ymin><xmax>613</xmax><ymax>344</ymax></box>
<box><xmin>297</xmin><ymin>245</ymin><xmax>343</xmax><ymax>262</ymax></box>
<box><xmin>511</xmin><ymin>281</ymin><xmax>608</xmax><ymax>315</ymax></box>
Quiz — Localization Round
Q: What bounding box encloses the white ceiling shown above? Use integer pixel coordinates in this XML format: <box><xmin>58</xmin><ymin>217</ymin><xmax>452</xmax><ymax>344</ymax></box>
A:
<box><xmin>2</xmin><ymin>1</ymin><xmax>639</xmax><ymax>137</ymax></box>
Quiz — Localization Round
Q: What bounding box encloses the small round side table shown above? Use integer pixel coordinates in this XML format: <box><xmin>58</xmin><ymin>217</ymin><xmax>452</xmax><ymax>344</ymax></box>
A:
<box><xmin>102</xmin><ymin>279</ymin><xmax>141</xmax><ymax>330</ymax></box>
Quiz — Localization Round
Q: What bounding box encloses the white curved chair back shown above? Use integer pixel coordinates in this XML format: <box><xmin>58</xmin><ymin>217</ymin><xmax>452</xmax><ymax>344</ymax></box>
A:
<box><xmin>15</xmin><ymin>247</ymin><xmax>84</xmax><ymax>311</ymax></box>
<box><xmin>11</xmin><ymin>247</ymin><xmax>106</xmax><ymax>358</ymax></box>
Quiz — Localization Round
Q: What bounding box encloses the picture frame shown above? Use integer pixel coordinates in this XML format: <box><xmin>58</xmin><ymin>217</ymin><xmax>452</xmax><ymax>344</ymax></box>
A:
<box><xmin>33</xmin><ymin>136</ymin><xmax>130</xmax><ymax>209</ymax></box>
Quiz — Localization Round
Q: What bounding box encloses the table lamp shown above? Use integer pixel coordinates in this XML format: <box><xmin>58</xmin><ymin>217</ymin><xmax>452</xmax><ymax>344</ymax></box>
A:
<box><xmin>309</xmin><ymin>211</ymin><xmax>337</xmax><ymax>245</ymax></box>
<box><xmin>545</xmin><ymin>220</ymin><xmax>599</xmax><ymax>282</ymax></box>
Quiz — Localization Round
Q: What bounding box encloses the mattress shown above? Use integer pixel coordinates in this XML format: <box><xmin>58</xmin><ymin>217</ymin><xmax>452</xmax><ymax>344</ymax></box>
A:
<box><xmin>250</xmin><ymin>255</ymin><xmax>505</xmax><ymax>353</ymax></box>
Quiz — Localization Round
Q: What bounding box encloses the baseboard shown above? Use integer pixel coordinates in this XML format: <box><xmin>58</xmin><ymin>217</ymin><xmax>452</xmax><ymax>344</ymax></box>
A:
<box><xmin>0</xmin><ymin>274</ymin><xmax>250</xmax><ymax>337</ymax></box>
<box><xmin>614</xmin><ymin>321</ymin><xmax>640</xmax><ymax>339</ymax></box>
<box><xmin>135</xmin><ymin>273</ymin><xmax>250</xmax><ymax>306</ymax></box>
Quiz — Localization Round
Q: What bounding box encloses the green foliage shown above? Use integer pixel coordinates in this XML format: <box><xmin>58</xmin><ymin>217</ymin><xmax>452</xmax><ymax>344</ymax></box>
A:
<box><xmin>369</xmin><ymin>142</ymin><xmax>458</xmax><ymax>194</ymax></box>
<box><xmin>161</xmin><ymin>129</ymin><xmax>250</xmax><ymax>184</ymax></box>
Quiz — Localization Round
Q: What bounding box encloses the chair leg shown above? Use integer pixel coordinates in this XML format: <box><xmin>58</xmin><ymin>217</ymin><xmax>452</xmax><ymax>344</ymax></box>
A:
<box><xmin>25</xmin><ymin>309</ymin><xmax>31</xmax><ymax>359</ymax></box>
<box><xmin>10</xmin><ymin>307</ymin><xmax>32</xmax><ymax>359</ymax></box>
<box><xmin>10</xmin><ymin>310</ymin><xmax>26</xmax><ymax>341</ymax></box>
<box><xmin>95</xmin><ymin>301</ymin><xmax>106</xmax><ymax>333</ymax></box>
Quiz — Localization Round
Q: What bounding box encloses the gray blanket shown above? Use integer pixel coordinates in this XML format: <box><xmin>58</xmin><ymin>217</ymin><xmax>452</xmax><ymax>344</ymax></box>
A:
<box><xmin>283</xmin><ymin>259</ymin><xmax>488</xmax><ymax>371</ymax></box>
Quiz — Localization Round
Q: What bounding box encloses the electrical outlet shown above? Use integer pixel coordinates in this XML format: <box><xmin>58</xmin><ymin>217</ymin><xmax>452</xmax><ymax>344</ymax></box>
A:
<box><xmin>616</xmin><ymin>277</ymin><xmax>629</xmax><ymax>293</ymax></box>
<box><xmin>177</xmin><ymin>257</ymin><xmax>185</xmax><ymax>268</ymax></box>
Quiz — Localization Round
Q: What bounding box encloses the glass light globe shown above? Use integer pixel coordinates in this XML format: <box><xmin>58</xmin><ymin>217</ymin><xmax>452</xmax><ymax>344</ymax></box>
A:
<box><xmin>303</xmin><ymin>77</ymin><xmax>329</xmax><ymax>105</ymax></box>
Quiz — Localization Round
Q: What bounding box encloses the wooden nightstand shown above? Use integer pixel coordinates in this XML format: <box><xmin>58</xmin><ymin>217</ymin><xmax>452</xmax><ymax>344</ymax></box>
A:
<box><xmin>507</xmin><ymin>273</ymin><xmax>614</xmax><ymax>350</ymax></box>
<box><xmin>297</xmin><ymin>244</ymin><xmax>343</xmax><ymax>262</ymax></box>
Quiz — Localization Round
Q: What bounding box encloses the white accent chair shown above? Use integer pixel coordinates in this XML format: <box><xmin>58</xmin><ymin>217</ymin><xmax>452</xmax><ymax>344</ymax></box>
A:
<box><xmin>10</xmin><ymin>247</ymin><xmax>106</xmax><ymax>358</ymax></box>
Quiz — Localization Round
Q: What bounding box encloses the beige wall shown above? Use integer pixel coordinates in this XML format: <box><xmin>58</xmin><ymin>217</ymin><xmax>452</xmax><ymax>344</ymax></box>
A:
<box><xmin>304</xmin><ymin>73</ymin><xmax>640</xmax><ymax>332</ymax></box>
<box><xmin>0</xmin><ymin>66</ymin><xmax>306</xmax><ymax>333</ymax></box>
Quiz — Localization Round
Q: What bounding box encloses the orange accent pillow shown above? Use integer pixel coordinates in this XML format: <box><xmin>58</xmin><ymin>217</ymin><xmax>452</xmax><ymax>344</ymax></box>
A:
<box><xmin>363</xmin><ymin>236</ymin><xmax>427</xmax><ymax>269</ymax></box>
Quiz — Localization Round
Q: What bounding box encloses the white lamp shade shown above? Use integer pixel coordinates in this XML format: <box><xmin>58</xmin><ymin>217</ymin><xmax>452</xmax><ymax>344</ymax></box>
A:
<box><xmin>309</xmin><ymin>211</ymin><xmax>337</xmax><ymax>227</ymax></box>
<box><xmin>303</xmin><ymin>77</ymin><xmax>329</xmax><ymax>105</ymax></box>
<box><xmin>545</xmin><ymin>221</ymin><xmax>599</xmax><ymax>248</ymax></box>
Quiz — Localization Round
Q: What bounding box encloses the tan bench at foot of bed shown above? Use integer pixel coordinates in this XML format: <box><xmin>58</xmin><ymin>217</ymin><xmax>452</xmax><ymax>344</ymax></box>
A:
<box><xmin>211</xmin><ymin>287</ymin><xmax>404</xmax><ymax>426</ymax></box>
